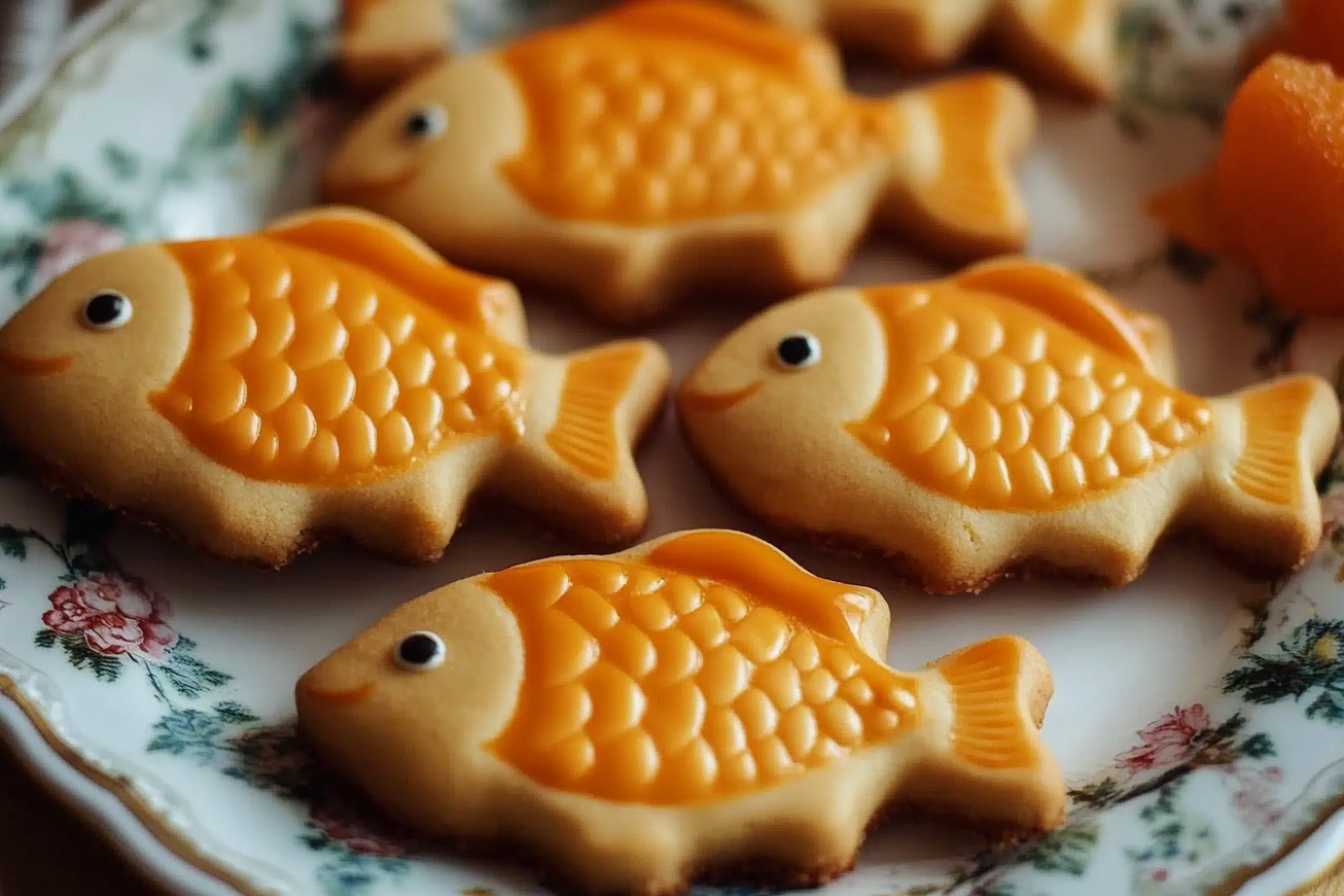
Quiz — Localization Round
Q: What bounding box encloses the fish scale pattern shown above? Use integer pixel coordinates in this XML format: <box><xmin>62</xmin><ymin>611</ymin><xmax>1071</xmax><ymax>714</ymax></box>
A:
<box><xmin>154</xmin><ymin>237</ymin><xmax>525</xmax><ymax>484</ymax></box>
<box><xmin>498</xmin><ymin>15</ymin><xmax>897</xmax><ymax>224</ymax></box>
<box><xmin>849</xmin><ymin>286</ymin><xmax>1214</xmax><ymax>511</ymax></box>
<box><xmin>487</xmin><ymin>559</ymin><xmax>920</xmax><ymax>804</ymax></box>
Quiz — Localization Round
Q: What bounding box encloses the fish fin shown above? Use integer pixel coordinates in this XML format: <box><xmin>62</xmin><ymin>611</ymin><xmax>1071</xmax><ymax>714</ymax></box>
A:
<box><xmin>645</xmin><ymin>530</ymin><xmax>890</xmax><ymax>657</ymax></box>
<box><xmin>822</xmin><ymin>0</ymin><xmax>995</xmax><ymax>68</ymax></box>
<box><xmin>909</xmin><ymin>636</ymin><xmax>1065</xmax><ymax>830</ymax></box>
<box><xmin>1126</xmin><ymin>309</ymin><xmax>1177</xmax><ymax>383</ymax></box>
<box><xmin>1202</xmin><ymin>376</ymin><xmax>1340</xmax><ymax>571</ymax></box>
<box><xmin>935</xmin><ymin>636</ymin><xmax>1052</xmax><ymax>768</ymax></box>
<box><xmin>882</xmin><ymin>74</ymin><xmax>1035</xmax><ymax>261</ymax></box>
<box><xmin>1148</xmin><ymin>171</ymin><xmax>1233</xmax><ymax>255</ymax></box>
<box><xmin>265</xmin><ymin>207</ymin><xmax>527</xmax><ymax>344</ymax></box>
<box><xmin>990</xmin><ymin>0</ymin><xmax>1118</xmax><ymax>100</ymax></box>
<box><xmin>952</xmin><ymin>257</ymin><xmax>1158</xmax><ymax>374</ymax></box>
<box><xmin>601</xmin><ymin>0</ymin><xmax>844</xmax><ymax>87</ymax></box>
<box><xmin>497</xmin><ymin>340</ymin><xmax>668</xmax><ymax>544</ymax></box>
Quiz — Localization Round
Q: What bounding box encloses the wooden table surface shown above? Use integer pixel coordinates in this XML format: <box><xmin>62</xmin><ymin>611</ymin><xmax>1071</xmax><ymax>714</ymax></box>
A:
<box><xmin>0</xmin><ymin>732</ymin><xmax>1339</xmax><ymax>895</ymax></box>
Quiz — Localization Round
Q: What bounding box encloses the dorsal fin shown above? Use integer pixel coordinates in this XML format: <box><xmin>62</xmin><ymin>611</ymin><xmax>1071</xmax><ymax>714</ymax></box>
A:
<box><xmin>646</xmin><ymin>530</ymin><xmax>880</xmax><ymax>650</ymax></box>
<box><xmin>265</xmin><ymin>207</ymin><xmax>525</xmax><ymax>344</ymax></box>
<box><xmin>952</xmin><ymin>257</ymin><xmax>1156</xmax><ymax>373</ymax></box>
<box><xmin>600</xmin><ymin>0</ymin><xmax>843</xmax><ymax>87</ymax></box>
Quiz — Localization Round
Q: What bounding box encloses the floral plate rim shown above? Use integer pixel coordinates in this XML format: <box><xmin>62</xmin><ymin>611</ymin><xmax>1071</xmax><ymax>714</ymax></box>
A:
<box><xmin>2</xmin><ymin>1</ymin><xmax>1344</xmax><ymax>895</ymax></box>
<box><xmin>0</xmin><ymin>2</ymin><xmax>259</xmax><ymax>892</ymax></box>
<box><xmin>0</xmin><ymin>679</ymin><xmax>253</xmax><ymax>896</ymax></box>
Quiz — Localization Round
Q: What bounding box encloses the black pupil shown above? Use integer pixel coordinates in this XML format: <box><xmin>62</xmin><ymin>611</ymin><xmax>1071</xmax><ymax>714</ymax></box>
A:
<box><xmin>405</xmin><ymin>110</ymin><xmax>434</xmax><ymax>137</ymax></box>
<box><xmin>777</xmin><ymin>335</ymin><xmax>813</xmax><ymax>366</ymax></box>
<box><xmin>398</xmin><ymin>634</ymin><xmax>439</xmax><ymax>665</ymax></box>
<box><xmin>86</xmin><ymin>292</ymin><xmax>125</xmax><ymax>325</ymax></box>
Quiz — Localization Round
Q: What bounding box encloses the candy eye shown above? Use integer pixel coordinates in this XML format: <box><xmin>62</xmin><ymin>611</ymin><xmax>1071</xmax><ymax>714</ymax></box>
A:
<box><xmin>403</xmin><ymin>105</ymin><xmax>446</xmax><ymax>140</ymax></box>
<box><xmin>82</xmin><ymin>291</ymin><xmax>132</xmax><ymax>330</ymax></box>
<box><xmin>394</xmin><ymin>631</ymin><xmax>446</xmax><ymax>671</ymax></box>
<box><xmin>774</xmin><ymin>332</ymin><xmax>820</xmax><ymax>370</ymax></box>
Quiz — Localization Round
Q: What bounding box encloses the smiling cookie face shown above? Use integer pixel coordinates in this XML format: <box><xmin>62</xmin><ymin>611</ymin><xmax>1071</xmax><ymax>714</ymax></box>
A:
<box><xmin>679</xmin><ymin>288</ymin><xmax>886</xmax><ymax>453</ymax></box>
<box><xmin>676</xmin><ymin>290</ymin><xmax>887</xmax><ymax>523</ymax></box>
<box><xmin>0</xmin><ymin>245</ymin><xmax>194</xmax><ymax>474</ymax></box>
<box><xmin>296</xmin><ymin>580</ymin><xmax>525</xmax><ymax>830</ymax></box>
<box><xmin>322</xmin><ymin>55</ymin><xmax>528</xmax><ymax>244</ymax></box>
<box><xmin>0</xmin><ymin>245</ymin><xmax>193</xmax><ymax>387</ymax></box>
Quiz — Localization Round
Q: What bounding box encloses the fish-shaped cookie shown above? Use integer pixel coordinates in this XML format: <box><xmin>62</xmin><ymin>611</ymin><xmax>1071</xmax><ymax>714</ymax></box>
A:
<box><xmin>0</xmin><ymin>208</ymin><xmax>668</xmax><ymax>567</ymax></box>
<box><xmin>678</xmin><ymin>258</ymin><xmax>1340</xmax><ymax>592</ymax></box>
<box><xmin>1151</xmin><ymin>55</ymin><xmax>1344</xmax><ymax>315</ymax></box>
<box><xmin>730</xmin><ymin>0</ymin><xmax>1118</xmax><ymax>99</ymax></box>
<box><xmin>322</xmin><ymin>0</ymin><xmax>1036</xmax><ymax>323</ymax></box>
<box><xmin>297</xmin><ymin>529</ymin><xmax>1065</xmax><ymax>895</ymax></box>
<box><xmin>340</xmin><ymin>0</ymin><xmax>455</xmax><ymax>95</ymax></box>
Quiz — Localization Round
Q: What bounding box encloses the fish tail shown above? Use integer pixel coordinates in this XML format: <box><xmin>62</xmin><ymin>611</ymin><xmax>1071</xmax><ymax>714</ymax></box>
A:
<box><xmin>822</xmin><ymin>0</ymin><xmax>994</xmax><ymax>67</ymax></box>
<box><xmin>902</xmin><ymin>636</ymin><xmax>1065</xmax><ymax>831</ymax></box>
<box><xmin>879</xmin><ymin>74</ymin><xmax>1036</xmax><ymax>262</ymax></box>
<box><xmin>1200</xmin><ymin>376</ymin><xmax>1340</xmax><ymax>572</ymax></box>
<box><xmin>498</xmin><ymin>341</ymin><xmax>668</xmax><ymax>544</ymax></box>
<box><xmin>990</xmin><ymin>0</ymin><xmax>1118</xmax><ymax>100</ymax></box>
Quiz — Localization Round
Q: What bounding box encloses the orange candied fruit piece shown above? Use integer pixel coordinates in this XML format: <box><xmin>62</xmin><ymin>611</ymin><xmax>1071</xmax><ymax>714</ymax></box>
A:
<box><xmin>1214</xmin><ymin>54</ymin><xmax>1344</xmax><ymax>314</ymax></box>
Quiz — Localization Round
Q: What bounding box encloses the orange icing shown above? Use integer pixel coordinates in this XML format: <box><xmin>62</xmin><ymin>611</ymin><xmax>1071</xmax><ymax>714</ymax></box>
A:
<box><xmin>497</xmin><ymin>2</ymin><xmax>899</xmax><ymax>223</ymax></box>
<box><xmin>848</xmin><ymin>284</ymin><xmax>1212</xmax><ymax>511</ymax></box>
<box><xmin>938</xmin><ymin>637</ymin><xmax>1040</xmax><ymax>769</ymax></box>
<box><xmin>546</xmin><ymin>345</ymin><xmax>648</xmax><ymax>480</ymax></box>
<box><xmin>487</xmin><ymin>540</ymin><xmax>917</xmax><ymax>803</ymax></box>
<box><xmin>678</xmin><ymin>380</ymin><xmax>762</xmax><ymax>414</ymax></box>
<box><xmin>266</xmin><ymin>213</ymin><xmax>518</xmax><ymax>336</ymax></box>
<box><xmin>155</xmin><ymin>237</ymin><xmax>525</xmax><ymax>485</ymax></box>
<box><xmin>1211</xmin><ymin>55</ymin><xmax>1344</xmax><ymax>314</ymax></box>
<box><xmin>0</xmin><ymin>352</ymin><xmax>73</xmax><ymax>376</ymax></box>
<box><xmin>1231</xmin><ymin>378</ymin><xmax>1319</xmax><ymax>508</ymax></box>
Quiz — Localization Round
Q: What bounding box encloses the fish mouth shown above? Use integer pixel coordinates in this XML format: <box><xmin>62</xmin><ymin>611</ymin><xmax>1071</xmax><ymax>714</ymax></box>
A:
<box><xmin>298</xmin><ymin>680</ymin><xmax>376</xmax><ymax>705</ymax></box>
<box><xmin>0</xmin><ymin>352</ymin><xmax>74</xmax><ymax>376</ymax></box>
<box><xmin>678</xmin><ymin>380</ymin><xmax>762</xmax><ymax>414</ymax></box>
<box><xmin>322</xmin><ymin>162</ymin><xmax>420</xmax><ymax>199</ymax></box>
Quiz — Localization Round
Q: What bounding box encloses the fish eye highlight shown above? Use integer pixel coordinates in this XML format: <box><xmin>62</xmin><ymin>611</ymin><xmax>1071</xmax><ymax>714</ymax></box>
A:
<box><xmin>394</xmin><ymin>631</ymin><xmax>446</xmax><ymax>670</ymax></box>
<box><xmin>774</xmin><ymin>332</ymin><xmax>820</xmax><ymax>370</ymax></box>
<box><xmin>403</xmin><ymin>105</ymin><xmax>447</xmax><ymax>140</ymax></box>
<box><xmin>81</xmin><ymin>291</ymin><xmax>133</xmax><ymax>330</ymax></box>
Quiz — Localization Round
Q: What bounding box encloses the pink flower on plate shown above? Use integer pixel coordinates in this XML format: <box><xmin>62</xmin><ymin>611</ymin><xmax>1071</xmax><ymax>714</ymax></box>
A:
<box><xmin>1115</xmin><ymin>704</ymin><xmax>1211</xmax><ymax>773</ymax></box>
<box><xmin>42</xmin><ymin>573</ymin><xmax>178</xmax><ymax>661</ymax></box>
<box><xmin>1228</xmin><ymin>765</ymin><xmax>1285</xmax><ymax>829</ymax></box>
<box><xmin>309</xmin><ymin>790</ymin><xmax>418</xmax><ymax>858</ymax></box>
<box><xmin>32</xmin><ymin>219</ymin><xmax>124</xmax><ymax>292</ymax></box>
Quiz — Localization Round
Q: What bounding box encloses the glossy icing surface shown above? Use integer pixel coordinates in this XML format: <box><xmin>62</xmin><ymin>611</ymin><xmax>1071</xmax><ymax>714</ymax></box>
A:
<box><xmin>487</xmin><ymin>536</ymin><xmax>919</xmax><ymax>803</ymax></box>
<box><xmin>848</xmin><ymin>283</ymin><xmax>1212</xmax><ymax>511</ymax></box>
<box><xmin>155</xmin><ymin>236</ymin><xmax>524</xmax><ymax>484</ymax></box>
<box><xmin>1232</xmin><ymin>378</ymin><xmax>1319</xmax><ymax>508</ymax></box>
<box><xmin>498</xmin><ymin>2</ymin><xmax>898</xmax><ymax>223</ymax></box>
<box><xmin>546</xmin><ymin>345</ymin><xmax>649</xmax><ymax>480</ymax></box>
<box><xmin>939</xmin><ymin>636</ymin><xmax>1043</xmax><ymax>769</ymax></box>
